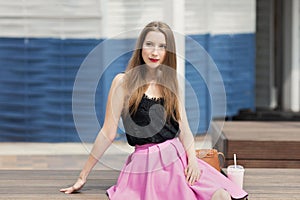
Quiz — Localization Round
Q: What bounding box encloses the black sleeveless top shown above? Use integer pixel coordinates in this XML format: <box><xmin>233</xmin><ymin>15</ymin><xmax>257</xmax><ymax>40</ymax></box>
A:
<box><xmin>122</xmin><ymin>94</ymin><xmax>180</xmax><ymax>146</ymax></box>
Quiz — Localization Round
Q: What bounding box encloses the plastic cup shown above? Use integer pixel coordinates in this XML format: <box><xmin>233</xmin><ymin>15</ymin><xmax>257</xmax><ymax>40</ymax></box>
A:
<box><xmin>227</xmin><ymin>165</ymin><xmax>245</xmax><ymax>188</ymax></box>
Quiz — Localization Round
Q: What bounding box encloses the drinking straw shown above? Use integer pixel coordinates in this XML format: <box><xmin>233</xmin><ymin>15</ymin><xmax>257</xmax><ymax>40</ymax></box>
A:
<box><xmin>234</xmin><ymin>154</ymin><xmax>237</xmax><ymax>168</ymax></box>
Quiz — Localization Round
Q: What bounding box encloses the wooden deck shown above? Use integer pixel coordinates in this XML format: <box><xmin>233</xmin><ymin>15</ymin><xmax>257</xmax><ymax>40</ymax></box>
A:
<box><xmin>213</xmin><ymin>121</ymin><xmax>300</xmax><ymax>168</ymax></box>
<box><xmin>0</xmin><ymin>169</ymin><xmax>299</xmax><ymax>199</ymax></box>
<box><xmin>1</xmin><ymin>121</ymin><xmax>299</xmax><ymax>199</ymax></box>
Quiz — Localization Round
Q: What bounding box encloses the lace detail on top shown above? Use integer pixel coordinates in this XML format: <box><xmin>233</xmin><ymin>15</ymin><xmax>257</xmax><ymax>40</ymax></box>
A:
<box><xmin>122</xmin><ymin>94</ymin><xmax>179</xmax><ymax>146</ymax></box>
<box><xmin>143</xmin><ymin>94</ymin><xmax>163</xmax><ymax>102</ymax></box>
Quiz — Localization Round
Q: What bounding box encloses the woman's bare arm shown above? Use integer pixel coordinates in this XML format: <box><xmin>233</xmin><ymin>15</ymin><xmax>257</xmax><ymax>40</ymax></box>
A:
<box><xmin>60</xmin><ymin>73</ymin><xmax>125</xmax><ymax>194</ymax></box>
<box><xmin>178</xmin><ymin>96</ymin><xmax>201</xmax><ymax>186</ymax></box>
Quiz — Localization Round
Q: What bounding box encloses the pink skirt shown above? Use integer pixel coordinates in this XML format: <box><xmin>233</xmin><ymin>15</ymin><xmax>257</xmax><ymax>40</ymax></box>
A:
<box><xmin>106</xmin><ymin>137</ymin><xmax>248</xmax><ymax>200</ymax></box>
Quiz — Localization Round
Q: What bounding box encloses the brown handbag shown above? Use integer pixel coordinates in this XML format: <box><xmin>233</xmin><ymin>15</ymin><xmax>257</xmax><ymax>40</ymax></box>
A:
<box><xmin>195</xmin><ymin>149</ymin><xmax>225</xmax><ymax>171</ymax></box>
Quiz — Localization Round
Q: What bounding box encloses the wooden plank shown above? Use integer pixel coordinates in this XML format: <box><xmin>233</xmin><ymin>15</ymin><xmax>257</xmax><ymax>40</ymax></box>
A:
<box><xmin>226</xmin><ymin>159</ymin><xmax>300</xmax><ymax>168</ymax></box>
<box><xmin>0</xmin><ymin>169</ymin><xmax>299</xmax><ymax>199</ymax></box>
<box><xmin>242</xmin><ymin>168</ymin><xmax>300</xmax><ymax>199</ymax></box>
<box><xmin>213</xmin><ymin>121</ymin><xmax>300</xmax><ymax>168</ymax></box>
<box><xmin>218</xmin><ymin>121</ymin><xmax>300</xmax><ymax>141</ymax></box>
<box><xmin>227</xmin><ymin>140</ymin><xmax>300</xmax><ymax>160</ymax></box>
<box><xmin>0</xmin><ymin>170</ymin><xmax>118</xmax><ymax>200</ymax></box>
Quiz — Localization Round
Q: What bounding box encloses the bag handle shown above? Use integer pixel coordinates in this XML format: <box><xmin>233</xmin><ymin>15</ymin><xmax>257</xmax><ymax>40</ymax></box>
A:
<box><xmin>195</xmin><ymin>149</ymin><xmax>215</xmax><ymax>158</ymax></box>
<box><xmin>217</xmin><ymin>152</ymin><xmax>225</xmax><ymax>169</ymax></box>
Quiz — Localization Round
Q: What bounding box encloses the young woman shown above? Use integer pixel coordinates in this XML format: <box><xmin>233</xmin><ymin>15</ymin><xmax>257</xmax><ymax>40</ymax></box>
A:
<box><xmin>60</xmin><ymin>21</ymin><xmax>248</xmax><ymax>200</ymax></box>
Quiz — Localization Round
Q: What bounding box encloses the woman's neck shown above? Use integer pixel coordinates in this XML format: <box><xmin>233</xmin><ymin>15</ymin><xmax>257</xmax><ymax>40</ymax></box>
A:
<box><xmin>145</xmin><ymin>68</ymin><xmax>159</xmax><ymax>83</ymax></box>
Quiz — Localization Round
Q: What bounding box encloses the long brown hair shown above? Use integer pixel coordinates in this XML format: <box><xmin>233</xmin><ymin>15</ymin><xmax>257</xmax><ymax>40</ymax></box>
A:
<box><xmin>123</xmin><ymin>21</ymin><xmax>180</xmax><ymax>121</ymax></box>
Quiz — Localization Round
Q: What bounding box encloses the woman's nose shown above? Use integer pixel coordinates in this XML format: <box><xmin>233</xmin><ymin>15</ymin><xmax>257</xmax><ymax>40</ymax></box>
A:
<box><xmin>151</xmin><ymin>47</ymin><xmax>159</xmax><ymax>55</ymax></box>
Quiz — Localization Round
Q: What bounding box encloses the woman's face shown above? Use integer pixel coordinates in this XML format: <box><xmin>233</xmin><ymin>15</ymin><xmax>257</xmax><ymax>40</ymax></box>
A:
<box><xmin>142</xmin><ymin>31</ymin><xmax>167</xmax><ymax>69</ymax></box>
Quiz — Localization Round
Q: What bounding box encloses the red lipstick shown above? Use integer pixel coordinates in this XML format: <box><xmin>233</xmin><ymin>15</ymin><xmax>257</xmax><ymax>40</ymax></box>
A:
<box><xmin>149</xmin><ymin>58</ymin><xmax>159</xmax><ymax>63</ymax></box>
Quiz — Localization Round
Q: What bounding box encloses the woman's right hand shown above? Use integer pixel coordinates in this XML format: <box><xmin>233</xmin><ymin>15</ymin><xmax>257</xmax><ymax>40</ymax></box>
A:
<box><xmin>60</xmin><ymin>177</ymin><xmax>86</xmax><ymax>194</ymax></box>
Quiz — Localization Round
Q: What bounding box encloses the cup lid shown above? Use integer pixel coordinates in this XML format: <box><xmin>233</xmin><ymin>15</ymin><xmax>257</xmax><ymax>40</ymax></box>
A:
<box><xmin>227</xmin><ymin>165</ymin><xmax>244</xmax><ymax>171</ymax></box>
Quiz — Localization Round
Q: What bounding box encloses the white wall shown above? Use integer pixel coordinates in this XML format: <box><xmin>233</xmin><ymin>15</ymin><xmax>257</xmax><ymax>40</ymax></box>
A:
<box><xmin>185</xmin><ymin>0</ymin><xmax>256</xmax><ymax>35</ymax></box>
<box><xmin>103</xmin><ymin>0</ymin><xmax>164</xmax><ymax>38</ymax></box>
<box><xmin>0</xmin><ymin>0</ymin><xmax>256</xmax><ymax>39</ymax></box>
<box><xmin>290</xmin><ymin>0</ymin><xmax>300</xmax><ymax>111</ymax></box>
<box><xmin>283</xmin><ymin>0</ymin><xmax>300</xmax><ymax>112</ymax></box>
<box><xmin>0</xmin><ymin>0</ymin><xmax>103</xmax><ymax>38</ymax></box>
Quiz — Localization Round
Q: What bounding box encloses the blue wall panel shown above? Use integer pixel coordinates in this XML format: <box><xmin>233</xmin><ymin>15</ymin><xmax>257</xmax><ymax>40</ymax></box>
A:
<box><xmin>96</xmin><ymin>40</ymin><xmax>133</xmax><ymax>141</ymax></box>
<box><xmin>185</xmin><ymin>34</ymin><xmax>210</xmax><ymax>134</ymax></box>
<box><xmin>0</xmin><ymin>38</ymin><xmax>100</xmax><ymax>142</ymax></box>
<box><xmin>207</xmin><ymin>33</ymin><xmax>255</xmax><ymax>117</ymax></box>
<box><xmin>0</xmin><ymin>33</ymin><xmax>255</xmax><ymax>142</ymax></box>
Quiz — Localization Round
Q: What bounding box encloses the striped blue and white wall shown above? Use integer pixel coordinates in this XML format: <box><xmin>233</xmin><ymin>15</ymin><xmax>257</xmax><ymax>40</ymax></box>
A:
<box><xmin>185</xmin><ymin>1</ymin><xmax>256</xmax><ymax>133</ymax></box>
<box><xmin>0</xmin><ymin>0</ymin><xmax>256</xmax><ymax>142</ymax></box>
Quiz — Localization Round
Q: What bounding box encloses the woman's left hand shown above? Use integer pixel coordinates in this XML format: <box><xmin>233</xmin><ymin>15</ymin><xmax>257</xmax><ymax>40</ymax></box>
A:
<box><xmin>184</xmin><ymin>158</ymin><xmax>201</xmax><ymax>186</ymax></box>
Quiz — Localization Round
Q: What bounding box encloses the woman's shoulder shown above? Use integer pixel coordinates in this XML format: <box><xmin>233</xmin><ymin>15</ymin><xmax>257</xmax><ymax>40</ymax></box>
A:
<box><xmin>110</xmin><ymin>73</ymin><xmax>126</xmax><ymax>95</ymax></box>
<box><xmin>112</xmin><ymin>73</ymin><xmax>126</xmax><ymax>87</ymax></box>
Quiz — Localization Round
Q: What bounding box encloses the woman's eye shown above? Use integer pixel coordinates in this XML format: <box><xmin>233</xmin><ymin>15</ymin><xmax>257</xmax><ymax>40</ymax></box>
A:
<box><xmin>159</xmin><ymin>44</ymin><xmax>166</xmax><ymax>49</ymax></box>
<box><xmin>144</xmin><ymin>42</ymin><xmax>166</xmax><ymax>50</ymax></box>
